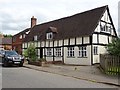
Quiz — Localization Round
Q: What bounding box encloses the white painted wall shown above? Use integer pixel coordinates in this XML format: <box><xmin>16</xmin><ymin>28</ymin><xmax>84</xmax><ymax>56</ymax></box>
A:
<box><xmin>93</xmin><ymin>34</ymin><xmax>97</xmax><ymax>43</ymax></box>
<box><xmin>64</xmin><ymin>39</ymin><xmax>68</xmax><ymax>45</ymax></box>
<box><xmin>64</xmin><ymin>46</ymin><xmax>91</xmax><ymax>65</ymax></box>
<box><xmin>99</xmin><ymin>35</ymin><xmax>108</xmax><ymax>44</ymax></box>
<box><xmin>83</xmin><ymin>37</ymin><xmax>89</xmax><ymax>44</ymax></box>
<box><xmin>70</xmin><ymin>38</ymin><xmax>75</xmax><ymax>45</ymax></box>
<box><xmin>93</xmin><ymin>45</ymin><xmax>107</xmax><ymax>64</ymax></box>
<box><xmin>76</xmin><ymin>37</ymin><xmax>82</xmax><ymax>44</ymax></box>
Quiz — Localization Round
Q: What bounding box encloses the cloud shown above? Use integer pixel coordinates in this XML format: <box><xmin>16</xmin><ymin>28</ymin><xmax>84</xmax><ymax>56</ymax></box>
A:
<box><xmin>0</xmin><ymin>0</ymin><xmax>119</xmax><ymax>35</ymax></box>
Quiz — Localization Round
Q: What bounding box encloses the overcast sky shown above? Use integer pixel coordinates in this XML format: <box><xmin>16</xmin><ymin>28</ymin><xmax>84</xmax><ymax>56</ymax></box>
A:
<box><xmin>0</xmin><ymin>0</ymin><xmax>119</xmax><ymax>35</ymax></box>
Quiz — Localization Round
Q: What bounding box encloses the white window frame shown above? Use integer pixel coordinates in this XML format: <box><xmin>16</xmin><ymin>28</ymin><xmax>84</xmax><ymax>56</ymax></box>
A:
<box><xmin>23</xmin><ymin>34</ymin><xmax>26</xmax><ymax>38</ymax></box>
<box><xmin>46</xmin><ymin>32</ymin><xmax>53</xmax><ymax>39</ymax></box>
<box><xmin>55</xmin><ymin>48</ymin><xmax>61</xmax><ymax>57</ymax></box>
<box><xmin>93</xmin><ymin>46</ymin><xmax>98</xmax><ymax>55</ymax></box>
<box><xmin>19</xmin><ymin>35</ymin><xmax>22</xmax><ymax>39</ymax></box>
<box><xmin>67</xmin><ymin>47</ymin><xmax>74</xmax><ymax>57</ymax></box>
<box><xmin>34</xmin><ymin>35</ymin><xmax>38</xmax><ymax>41</ymax></box>
<box><xmin>78</xmin><ymin>46</ymin><xmax>87</xmax><ymax>57</ymax></box>
<box><xmin>46</xmin><ymin>48</ymin><xmax>52</xmax><ymax>56</ymax></box>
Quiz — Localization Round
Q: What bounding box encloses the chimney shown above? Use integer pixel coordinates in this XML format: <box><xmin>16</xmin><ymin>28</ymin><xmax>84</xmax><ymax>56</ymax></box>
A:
<box><xmin>31</xmin><ymin>16</ymin><xmax>37</xmax><ymax>28</ymax></box>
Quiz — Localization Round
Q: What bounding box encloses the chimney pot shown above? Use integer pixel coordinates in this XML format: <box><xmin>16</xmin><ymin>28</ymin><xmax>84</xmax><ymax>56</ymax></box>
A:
<box><xmin>31</xmin><ymin>16</ymin><xmax>37</xmax><ymax>28</ymax></box>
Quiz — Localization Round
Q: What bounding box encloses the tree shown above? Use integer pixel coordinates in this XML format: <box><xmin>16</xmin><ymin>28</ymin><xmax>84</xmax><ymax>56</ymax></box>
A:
<box><xmin>4</xmin><ymin>34</ymin><xmax>12</xmax><ymax>37</ymax></box>
<box><xmin>23</xmin><ymin>43</ymin><xmax>37</xmax><ymax>61</ymax></box>
<box><xmin>107</xmin><ymin>38</ymin><xmax>120</xmax><ymax>56</ymax></box>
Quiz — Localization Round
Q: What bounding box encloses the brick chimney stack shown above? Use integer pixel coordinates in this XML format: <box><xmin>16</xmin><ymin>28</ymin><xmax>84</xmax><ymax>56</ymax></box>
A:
<box><xmin>31</xmin><ymin>16</ymin><xmax>37</xmax><ymax>28</ymax></box>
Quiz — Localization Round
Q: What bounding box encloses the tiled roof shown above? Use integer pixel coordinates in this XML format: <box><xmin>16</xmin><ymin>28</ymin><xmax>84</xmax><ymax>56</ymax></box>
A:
<box><xmin>23</xmin><ymin>5</ymin><xmax>114</xmax><ymax>42</ymax></box>
<box><xmin>2</xmin><ymin>37</ymin><xmax>12</xmax><ymax>45</ymax></box>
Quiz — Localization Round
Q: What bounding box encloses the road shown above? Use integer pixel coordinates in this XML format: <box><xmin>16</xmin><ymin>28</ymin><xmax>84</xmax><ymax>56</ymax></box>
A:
<box><xmin>1</xmin><ymin>65</ymin><xmax>118</xmax><ymax>88</ymax></box>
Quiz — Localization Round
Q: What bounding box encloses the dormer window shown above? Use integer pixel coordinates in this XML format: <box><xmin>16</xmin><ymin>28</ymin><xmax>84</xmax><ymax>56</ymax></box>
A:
<box><xmin>46</xmin><ymin>32</ymin><xmax>53</xmax><ymax>39</ymax></box>
<box><xmin>34</xmin><ymin>35</ymin><xmax>38</xmax><ymax>41</ymax></box>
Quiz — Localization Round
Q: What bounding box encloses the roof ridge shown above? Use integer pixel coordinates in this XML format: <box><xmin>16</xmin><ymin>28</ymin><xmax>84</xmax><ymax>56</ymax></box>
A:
<box><xmin>35</xmin><ymin>5</ymin><xmax>108</xmax><ymax>26</ymax></box>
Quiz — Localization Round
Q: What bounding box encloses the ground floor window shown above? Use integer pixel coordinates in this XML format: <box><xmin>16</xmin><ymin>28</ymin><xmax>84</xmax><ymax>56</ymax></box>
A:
<box><xmin>78</xmin><ymin>46</ymin><xmax>87</xmax><ymax>57</ymax></box>
<box><xmin>67</xmin><ymin>47</ymin><xmax>74</xmax><ymax>57</ymax></box>
<box><xmin>46</xmin><ymin>48</ymin><xmax>52</xmax><ymax>56</ymax></box>
<box><xmin>55</xmin><ymin>48</ymin><xmax>61</xmax><ymax>57</ymax></box>
<box><xmin>93</xmin><ymin>46</ymin><xmax>98</xmax><ymax>55</ymax></box>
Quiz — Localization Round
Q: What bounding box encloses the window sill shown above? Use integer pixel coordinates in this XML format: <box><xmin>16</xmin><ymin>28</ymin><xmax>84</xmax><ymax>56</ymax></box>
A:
<box><xmin>46</xmin><ymin>56</ymin><xmax>53</xmax><ymax>57</ymax></box>
<box><xmin>77</xmin><ymin>57</ymin><xmax>88</xmax><ymax>58</ymax></box>
<box><xmin>67</xmin><ymin>56</ymin><xmax>75</xmax><ymax>58</ymax></box>
<box><xmin>93</xmin><ymin>54</ymin><xmax>98</xmax><ymax>55</ymax></box>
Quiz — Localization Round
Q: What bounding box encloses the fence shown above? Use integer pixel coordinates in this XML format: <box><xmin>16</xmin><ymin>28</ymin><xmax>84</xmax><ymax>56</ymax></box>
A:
<box><xmin>100</xmin><ymin>54</ymin><xmax>120</xmax><ymax>75</ymax></box>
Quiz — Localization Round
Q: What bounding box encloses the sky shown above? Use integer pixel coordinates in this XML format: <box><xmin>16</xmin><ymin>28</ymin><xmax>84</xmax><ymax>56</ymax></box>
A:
<box><xmin>0</xmin><ymin>0</ymin><xmax>119</xmax><ymax>35</ymax></box>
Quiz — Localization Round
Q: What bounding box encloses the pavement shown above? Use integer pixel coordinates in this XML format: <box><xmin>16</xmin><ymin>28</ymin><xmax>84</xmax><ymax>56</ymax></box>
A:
<box><xmin>23</xmin><ymin>62</ymin><xmax>120</xmax><ymax>87</ymax></box>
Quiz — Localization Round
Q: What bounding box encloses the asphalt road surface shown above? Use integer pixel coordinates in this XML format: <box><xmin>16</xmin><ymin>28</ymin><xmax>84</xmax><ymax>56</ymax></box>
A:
<box><xmin>1</xmin><ymin>64</ymin><xmax>118</xmax><ymax>88</ymax></box>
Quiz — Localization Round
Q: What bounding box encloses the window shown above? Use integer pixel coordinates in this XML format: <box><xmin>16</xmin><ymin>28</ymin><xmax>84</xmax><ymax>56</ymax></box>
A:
<box><xmin>34</xmin><ymin>35</ymin><xmax>38</xmax><ymax>41</ymax></box>
<box><xmin>100</xmin><ymin>23</ymin><xmax>111</xmax><ymax>33</ymax></box>
<box><xmin>46</xmin><ymin>32</ymin><xmax>53</xmax><ymax>39</ymax></box>
<box><xmin>67</xmin><ymin>47</ymin><xmax>74</xmax><ymax>57</ymax></box>
<box><xmin>55</xmin><ymin>48</ymin><xmax>61</xmax><ymax>57</ymax></box>
<box><xmin>46</xmin><ymin>48</ymin><xmax>52</xmax><ymax>56</ymax></box>
<box><xmin>23</xmin><ymin>34</ymin><xmax>26</xmax><ymax>38</ymax></box>
<box><xmin>13</xmin><ymin>37</ymin><xmax>16</xmax><ymax>42</ymax></box>
<box><xmin>78</xmin><ymin>46</ymin><xmax>87</xmax><ymax>57</ymax></box>
<box><xmin>19</xmin><ymin>35</ymin><xmax>22</xmax><ymax>39</ymax></box>
<box><xmin>93</xmin><ymin>46</ymin><xmax>98</xmax><ymax>55</ymax></box>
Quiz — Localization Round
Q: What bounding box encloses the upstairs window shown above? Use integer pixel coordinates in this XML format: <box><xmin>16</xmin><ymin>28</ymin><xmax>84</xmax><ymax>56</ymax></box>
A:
<box><xmin>34</xmin><ymin>35</ymin><xmax>38</xmax><ymax>41</ymax></box>
<box><xmin>13</xmin><ymin>37</ymin><xmax>16</xmax><ymax>42</ymax></box>
<box><xmin>46</xmin><ymin>32</ymin><xmax>53</xmax><ymax>39</ymax></box>
<box><xmin>100</xmin><ymin>23</ymin><xmax>111</xmax><ymax>33</ymax></box>
<box><xmin>23</xmin><ymin>34</ymin><xmax>26</xmax><ymax>38</ymax></box>
<box><xmin>19</xmin><ymin>35</ymin><xmax>22</xmax><ymax>39</ymax></box>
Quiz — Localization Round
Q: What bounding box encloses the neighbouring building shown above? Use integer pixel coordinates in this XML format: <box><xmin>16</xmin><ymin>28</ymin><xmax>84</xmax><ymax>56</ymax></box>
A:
<box><xmin>1</xmin><ymin>37</ymin><xmax>12</xmax><ymax>50</ymax></box>
<box><xmin>12</xmin><ymin>28</ymin><xmax>31</xmax><ymax>54</ymax></box>
<box><xmin>21</xmin><ymin>5</ymin><xmax>117</xmax><ymax>65</ymax></box>
<box><xmin>12</xmin><ymin>16</ymin><xmax>37</xmax><ymax>54</ymax></box>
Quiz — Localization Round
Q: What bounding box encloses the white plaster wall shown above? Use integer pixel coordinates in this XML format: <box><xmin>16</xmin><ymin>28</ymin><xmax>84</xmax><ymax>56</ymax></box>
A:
<box><xmin>41</xmin><ymin>41</ymin><xmax>44</xmax><ymax>47</ymax></box>
<box><xmin>101</xmin><ymin>10</ymin><xmax>111</xmax><ymax>23</ymax></box>
<box><xmin>64</xmin><ymin>46</ymin><xmax>91</xmax><ymax>65</ymax></box>
<box><xmin>54</xmin><ymin>40</ymin><xmax>57</xmax><ymax>47</ymax></box>
<box><xmin>38</xmin><ymin>42</ymin><xmax>40</xmax><ymax>47</ymax></box>
<box><xmin>99</xmin><ymin>35</ymin><xmax>108</xmax><ymax>44</ymax></box>
<box><xmin>24</xmin><ymin>43</ymin><xmax>27</xmax><ymax>48</ymax></box>
<box><xmin>76</xmin><ymin>37</ymin><xmax>82</xmax><ymax>44</ymax></box>
<box><xmin>59</xmin><ymin>40</ymin><xmax>62</xmax><ymax>46</ymax></box>
<box><xmin>54</xmin><ymin>57</ymin><xmax>62</xmax><ymax>61</ymax></box>
<box><xmin>46</xmin><ymin>41</ymin><xmax>49</xmax><ymax>47</ymax></box>
<box><xmin>46</xmin><ymin>57</ymin><xmax>53</xmax><ymax>61</ymax></box>
<box><xmin>34</xmin><ymin>42</ymin><xmax>37</xmax><ymax>47</ymax></box>
<box><xmin>84</xmin><ymin>37</ymin><xmax>89</xmax><ymax>44</ymax></box>
<box><xmin>93</xmin><ymin>45</ymin><xmax>107</xmax><ymax>64</ymax></box>
<box><xmin>93</xmin><ymin>34</ymin><xmax>97</xmax><ymax>43</ymax></box>
<box><xmin>50</xmin><ymin>41</ymin><xmax>53</xmax><ymax>47</ymax></box>
<box><xmin>22</xmin><ymin>43</ymin><xmax>24</xmax><ymax>48</ymax></box>
<box><xmin>109</xmin><ymin>36</ymin><xmax>113</xmax><ymax>43</ymax></box>
<box><xmin>94</xmin><ymin>23</ymin><xmax>100</xmax><ymax>32</ymax></box>
<box><xmin>64</xmin><ymin>39</ymin><xmax>68</xmax><ymax>45</ymax></box>
<box><xmin>70</xmin><ymin>38</ymin><xmax>75</xmax><ymax>45</ymax></box>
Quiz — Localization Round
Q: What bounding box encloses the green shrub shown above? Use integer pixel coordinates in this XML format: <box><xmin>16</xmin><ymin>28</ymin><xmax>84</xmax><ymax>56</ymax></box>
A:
<box><xmin>107</xmin><ymin>38</ymin><xmax>120</xmax><ymax>56</ymax></box>
<box><xmin>23</xmin><ymin>43</ymin><xmax>37</xmax><ymax>61</ymax></box>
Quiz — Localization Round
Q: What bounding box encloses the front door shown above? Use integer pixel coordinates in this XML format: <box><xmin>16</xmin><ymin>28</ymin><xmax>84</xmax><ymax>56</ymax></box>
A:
<box><xmin>40</xmin><ymin>48</ymin><xmax>43</xmax><ymax>58</ymax></box>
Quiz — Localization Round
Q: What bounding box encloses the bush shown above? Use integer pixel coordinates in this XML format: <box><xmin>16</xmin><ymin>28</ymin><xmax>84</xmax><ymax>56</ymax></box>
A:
<box><xmin>23</xmin><ymin>43</ymin><xmax>37</xmax><ymax>61</ymax></box>
<box><xmin>107</xmin><ymin>38</ymin><xmax>120</xmax><ymax>56</ymax></box>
